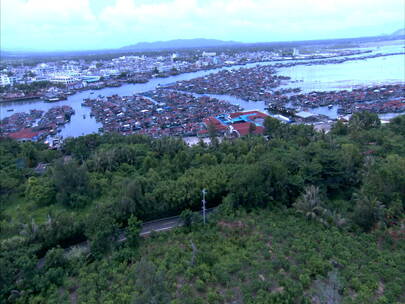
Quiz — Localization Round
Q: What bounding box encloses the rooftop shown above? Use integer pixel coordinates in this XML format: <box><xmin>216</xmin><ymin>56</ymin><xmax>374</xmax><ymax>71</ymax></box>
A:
<box><xmin>203</xmin><ymin>110</ymin><xmax>269</xmax><ymax>137</ymax></box>
<box><xmin>7</xmin><ymin>128</ymin><xmax>40</xmax><ymax>140</ymax></box>
<box><xmin>295</xmin><ymin>111</ymin><xmax>315</xmax><ymax>119</ymax></box>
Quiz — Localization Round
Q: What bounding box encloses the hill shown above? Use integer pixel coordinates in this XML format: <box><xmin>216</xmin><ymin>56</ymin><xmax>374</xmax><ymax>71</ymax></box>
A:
<box><xmin>1</xmin><ymin>113</ymin><xmax>405</xmax><ymax>303</ymax></box>
<box><xmin>120</xmin><ymin>38</ymin><xmax>242</xmax><ymax>50</ymax></box>
<box><xmin>391</xmin><ymin>28</ymin><xmax>405</xmax><ymax>37</ymax></box>
<box><xmin>50</xmin><ymin>210</ymin><xmax>405</xmax><ymax>303</ymax></box>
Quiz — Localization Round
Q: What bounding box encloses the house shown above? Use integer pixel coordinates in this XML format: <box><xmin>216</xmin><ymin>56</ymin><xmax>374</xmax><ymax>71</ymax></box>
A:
<box><xmin>8</xmin><ymin>128</ymin><xmax>40</xmax><ymax>142</ymax></box>
<box><xmin>295</xmin><ymin>111</ymin><xmax>317</xmax><ymax>122</ymax></box>
<box><xmin>0</xmin><ymin>74</ymin><xmax>12</xmax><ymax>86</ymax></box>
<box><xmin>201</xmin><ymin>110</ymin><xmax>269</xmax><ymax>138</ymax></box>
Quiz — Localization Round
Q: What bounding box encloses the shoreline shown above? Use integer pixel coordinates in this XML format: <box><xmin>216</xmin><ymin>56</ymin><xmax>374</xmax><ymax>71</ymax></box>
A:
<box><xmin>2</xmin><ymin>49</ymin><xmax>400</xmax><ymax>104</ymax></box>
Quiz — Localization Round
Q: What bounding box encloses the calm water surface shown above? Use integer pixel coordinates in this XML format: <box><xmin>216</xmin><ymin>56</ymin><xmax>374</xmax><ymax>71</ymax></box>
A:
<box><xmin>278</xmin><ymin>54</ymin><xmax>405</xmax><ymax>93</ymax></box>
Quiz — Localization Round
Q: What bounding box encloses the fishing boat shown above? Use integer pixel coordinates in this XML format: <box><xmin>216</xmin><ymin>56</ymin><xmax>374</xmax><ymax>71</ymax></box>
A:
<box><xmin>43</xmin><ymin>94</ymin><xmax>67</xmax><ymax>102</ymax></box>
<box><xmin>46</xmin><ymin>98</ymin><xmax>61</xmax><ymax>103</ymax></box>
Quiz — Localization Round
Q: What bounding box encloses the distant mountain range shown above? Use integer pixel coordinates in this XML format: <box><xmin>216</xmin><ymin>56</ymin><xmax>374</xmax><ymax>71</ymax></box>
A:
<box><xmin>2</xmin><ymin>30</ymin><xmax>404</xmax><ymax>55</ymax></box>
<box><xmin>120</xmin><ymin>38</ymin><xmax>243</xmax><ymax>51</ymax></box>
<box><xmin>391</xmin><ymin>28</ymin><xmax>405</xmax><ymax>37</ymax></box>
<box><xmin>120</xmin><ymin>31</ymin><xmax>405</xmax><ymax>52</ymax></box>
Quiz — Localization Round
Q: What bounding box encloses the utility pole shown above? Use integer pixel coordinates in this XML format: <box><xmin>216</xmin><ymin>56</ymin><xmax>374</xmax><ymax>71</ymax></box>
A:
<box><xmin>202</xmin><ymin>188</ymin><xmax>207</xmax><ymax>224</ymax></box>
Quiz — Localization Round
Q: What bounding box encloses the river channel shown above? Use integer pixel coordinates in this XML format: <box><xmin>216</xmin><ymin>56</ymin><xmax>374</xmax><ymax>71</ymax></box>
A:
<box><xmin>1</xmin><ymin>45</ymin><xmax>404</xmax><ymax>138</ymax></box>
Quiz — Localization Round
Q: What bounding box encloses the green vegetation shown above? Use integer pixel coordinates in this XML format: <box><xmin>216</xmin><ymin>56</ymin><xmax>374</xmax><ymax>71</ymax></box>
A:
<box><xmin>0</xmin><ymin>81</ymin><xmax>65</xmax><ymax>94</ymax></box>
<box><xmin>1</xmin><ymin>112</ymin><xmax>404</xmax><ymax>303</ymax></box>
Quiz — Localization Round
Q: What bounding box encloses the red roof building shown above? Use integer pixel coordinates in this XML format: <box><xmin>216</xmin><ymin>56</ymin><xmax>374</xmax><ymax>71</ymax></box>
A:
<box><xmin>201</xmin><ymin>110</ymin><xmax>269</xmax><ymax>137</ymax></box>
<box><xmin>7</xmin><ymin>128</ymin><xmax>40</xmax><ymax>141</ymax></box>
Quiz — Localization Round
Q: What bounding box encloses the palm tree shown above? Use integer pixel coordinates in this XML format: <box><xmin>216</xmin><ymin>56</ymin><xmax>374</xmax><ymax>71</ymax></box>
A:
<box><xmin>329</xmin><ymin>210</ymin><xmax>347</xmax><ymax>229</ymax></box>
<box><xmin>353</xmin><ymin>191</ymin><xmax>386</xmax><ymax>231</ymax></box>
<box><xmin>293</xmin><ymin>185</ymin><xmax>328</xmax><ymax>225</ymax></box>
<box><xmin>20</xmin><ymin>218</ymin><xmax>39</xmax><ymax>240</ymax></box>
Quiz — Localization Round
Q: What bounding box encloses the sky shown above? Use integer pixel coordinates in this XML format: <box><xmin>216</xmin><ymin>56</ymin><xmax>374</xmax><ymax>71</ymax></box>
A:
<box><xmin>1</xmin><ymin>0</ymin><xmax>404</xmax><ymax>51</ymax></box>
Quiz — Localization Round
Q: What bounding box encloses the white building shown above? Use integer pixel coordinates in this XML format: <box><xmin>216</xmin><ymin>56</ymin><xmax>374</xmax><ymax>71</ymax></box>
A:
<box><xmin>0</xmin><ymin>74</ymin><xmax>12</xmax><ymax>86</ymax></box>
<box><xmin>33</xmin><ymin>63</ymin><xmax>55</xmax><ymax>76</ymax></box>
<box><xmin>50</xmin><ymin>75</ymin><xmax>79</xmax><ymax>85</ymax></box>
<box><xmin>202</xmin><ymin>51</ymin><xmax>217</xmax><ymax>57</ymax></box>
<box><xmin>157</xmin><ymin>64</ymin><xmax>176</xmax><ymax>73</ymax></box>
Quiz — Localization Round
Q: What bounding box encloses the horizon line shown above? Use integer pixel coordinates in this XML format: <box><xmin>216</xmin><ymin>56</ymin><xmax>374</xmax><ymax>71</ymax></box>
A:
<box><xmin>2</xmin><ymin>32</ymin><xmax>404</xmax><ymax>54</ymax></box>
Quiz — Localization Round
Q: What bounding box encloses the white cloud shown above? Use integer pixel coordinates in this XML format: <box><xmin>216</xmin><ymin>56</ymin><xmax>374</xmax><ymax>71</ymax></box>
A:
<box><xmin>1</xmin><ymin>0</ymin><xmax>404</xmax><ymax>50</ymax></box>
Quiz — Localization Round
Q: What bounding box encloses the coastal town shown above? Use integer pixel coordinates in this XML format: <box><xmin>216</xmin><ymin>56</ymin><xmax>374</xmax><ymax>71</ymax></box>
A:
<box><xmin>2</xmin><ymin>81</ymin><xmax>404</xmax><ymax>143</ymax></box>
<box><xmin>1</xmin><ymin>44</ymin><xmax>404</xmax><ymax>144</ymax></box>
<box><xmin>0</xmin><ymin>46</ymin><xmax>396</xmax><ymax>102</ymax></box>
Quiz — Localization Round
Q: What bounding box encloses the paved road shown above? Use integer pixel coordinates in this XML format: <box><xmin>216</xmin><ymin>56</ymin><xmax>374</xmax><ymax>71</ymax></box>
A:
<box><xmin>117</xmin><ymin>216</ymin><xmax>182</xmax><ymax>241</ymax></box>
<box><xmin>122</xmin><ymin>208</ymin><xmax>214</xmax><ymax>239</ymax></box>
<box><xmin>140</xmin><ymin>217</ymin><xmax>182</xmax><ymax>236</ymax></box>
<box><xmin>37</xmin><ymin>208</ymin><xmax>215</xmax><ymax>268</ymax></box>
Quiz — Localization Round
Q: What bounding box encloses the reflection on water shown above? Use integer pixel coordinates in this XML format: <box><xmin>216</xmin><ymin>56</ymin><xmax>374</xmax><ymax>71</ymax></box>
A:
<box><xmin>278</xmin><ymin>54</ymin><xmax>404</xmax><ymax>93</ymax></box>
<box><xmin>1</xmin><ymin>45</ymin><xmax>404</xmax><ymax>137</ymax></box>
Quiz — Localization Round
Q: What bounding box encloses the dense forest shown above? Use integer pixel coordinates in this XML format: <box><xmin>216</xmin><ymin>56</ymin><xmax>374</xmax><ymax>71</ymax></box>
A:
<box><xmin>1</xmin><ymin>112</ymin><xmax>404</xmax><ymax>303</ymax></box>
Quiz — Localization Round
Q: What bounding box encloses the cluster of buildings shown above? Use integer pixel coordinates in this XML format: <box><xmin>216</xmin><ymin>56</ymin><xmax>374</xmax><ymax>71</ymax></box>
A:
<box><xmin>200</xmin><ymin>110</ymin><xmax>268</xmax><ymax>137</ymax></box>
<box><xmin>0</xmin><ymin>50</ymin><xmax>287</xmax><ymax>101</ymax></box>
<box><xmin>1</xmin><ymin>46</ymin><xmax>365</xmax><ymax>89</ymax></box>
<box><xmin>0</xmin><ymin>74</ymin><xmax>16</xmax><ymax>87</ymax></box>
<box><xmin>166</xmin><ymin>65</ymin><xmax>292</xmax><ymax>101</ymax></box>
<box><xmin>280</xmin><ymin>84</ymin><xmax>405</xmax><ymax>115</ymax></box>
<box><xmin>0</xmin><ymin>46</ymin><xmax>374</xmax><ymax>104</ymax></box>
<box><xmin>1</xmin><ymin>106</ymin><xmax>75</xmax><ymax>141</ymax></box>
<box><xmin>81</xmin><ymin>90</ymin><xmax>241</xmax><ymax>137</ymax></box>
<box><xmin>0</xmin><ymin>51</ymin><xmax>265</xmax><ymax>89</ymax></box>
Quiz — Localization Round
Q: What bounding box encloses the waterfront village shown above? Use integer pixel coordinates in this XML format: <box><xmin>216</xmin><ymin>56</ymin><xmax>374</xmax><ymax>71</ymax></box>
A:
<box><xmin>1</xmin><ymin>106</ymin><xmax>75</xmax><ymax>144</ymax></box>
<box><xmin>75</xmin><ymin>83</ymin><xmax>405</xmax><ymax>136</ymax></box>
<box><xmin>1</xmin><ymin>47</ymin><xmax>404</xmax><ymax>146</ymax></box>
<box><xmin>0</xmin><ymin>47</ymin><xmax>379</xmax><ymax>102</ymax></box>
<box><xmin>2</xmin><ymin>81</ymin><xmax>404</xmax><ymax>145</ymax></box>
<box><xmin>166</xmin><ymin>65</ymin><xmax>405</xmax><ymax>115</ymax></box>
